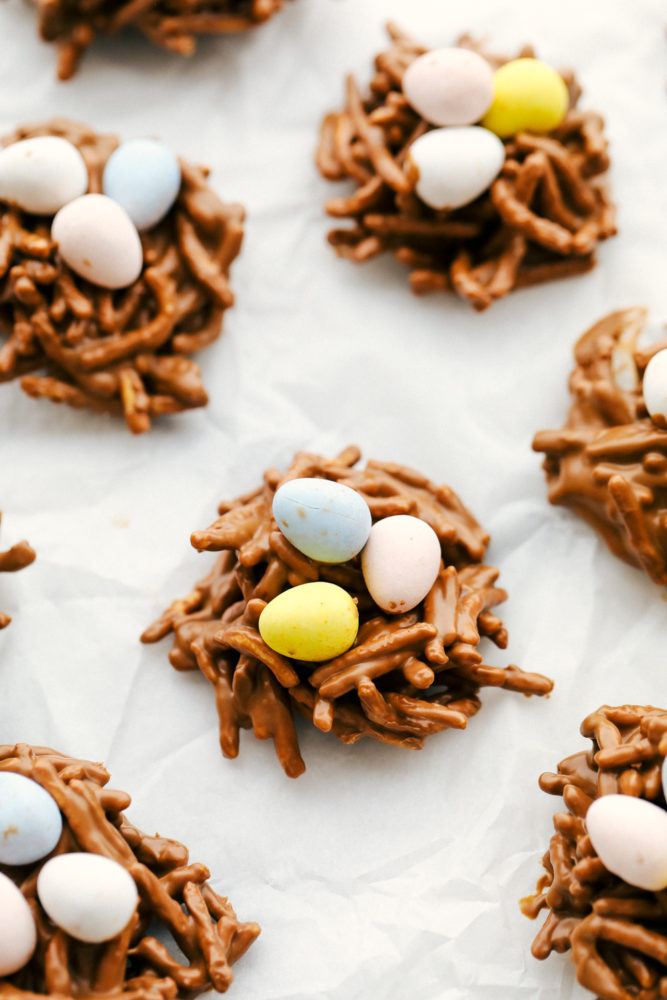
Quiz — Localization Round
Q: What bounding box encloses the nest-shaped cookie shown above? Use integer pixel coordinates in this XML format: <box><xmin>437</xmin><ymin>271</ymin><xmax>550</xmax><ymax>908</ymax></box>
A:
<box><xmin>0</xmin><ymin>514</ymin><xmax>35</xmax><ymax>629</ymax></box>
<box><xmin>0</xmin><ymin>743</ymin><xmax>260</xmax><ymax>998</ymax></box>
<box><xmin>316</xmin><ymin>23</ymin><xmax>616</xmax><ymax>311</ymax></box>
<box><xmin>533</xmin><ymin>308</ymin><xmax>667</xmax><ymax>586</ymax></box>
<box><xmin>521</xmin><ymin>705</ymin><xmax>667</xmax><ymax>1000</ymax></box>
<box><xmin>142</xmin><ymin>445</ymin><xmax>553</xmax><ymax>777</ymax></box>
<box><xmin>0</xmin><ymin>119</ymin><xmax>244</xmax><ymax>434</ymax></box>
<box><xmin>31</xmin><ymin>0</ymin><xmax>286</xmax><ymax>80</ymax></box>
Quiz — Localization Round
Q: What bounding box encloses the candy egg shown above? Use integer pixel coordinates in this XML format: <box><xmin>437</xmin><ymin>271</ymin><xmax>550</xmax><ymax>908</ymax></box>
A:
<box><xmin>642</xmin><ymin>349</ymin><xmax>667</xmax><ymax>429</ymax></box>
<box><xmin>586</xmin><ymin>794</ymin><xmax>667</xmax><ymax>892</ymax></box>
<box><xmin>361</xmin><ymin>515</ymin><xmax>441</xmax><ymax>613</ymax></box>
<box><xmin>0</xmin><ymin>772</ymin><xmax>62</xmax><ymax>865</ymax></box>
<box><xmin>0</xmin><ymin>872</ymin><xmax>36</xmax><ymax>975</ymax></box>
<box><xmin>52</xmin><ymin>194</ymin><xmax>143</xmax><ymax>290</ymax></box>
<box><xmin>403</xmin><ymin>47</ymin><xmax>494</xmax><ymax>127</ymax></box>
<box><xmin>272</xmin><ymin>478</ymin><xmax>372</xmax><ymax>564</ymax></box>
<box><xmin>481</xmin><ymin>58</ymin><xmax>569</xmax><ymax>138</ymax></box>
<box><xmin>0</xmin><ymin>136</ymin><xmax>88</xmax><ymax>215</ymax></box>
<box><xmin>103</xmin><ymin>138</ymin><xmax>182</xmax><ymax>232</ymax></box>
<box><xmin>259</xmin><ymin>582</ymin><xmax>358</xmax><ymax>662</ymax></box>
<box><xmin>407</xmin><ymin>126</ymin><xmax>505</xmax><ymax>210</ymax></box>
<box><xmin>37</xmin><ymin>853</ymin><xmax>139</xmax><ymax>943</ymax></box>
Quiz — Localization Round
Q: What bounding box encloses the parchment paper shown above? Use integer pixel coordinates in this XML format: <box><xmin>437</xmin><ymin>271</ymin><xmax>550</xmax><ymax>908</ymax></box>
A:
<box><xmin>0</xmin><ymin>0</ymin><xmax>666</xmax><ymax>996</ymax></box>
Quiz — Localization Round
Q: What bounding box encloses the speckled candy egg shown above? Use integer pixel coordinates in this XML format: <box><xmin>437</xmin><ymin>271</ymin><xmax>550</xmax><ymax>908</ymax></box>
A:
<box><xmin>362</xmin><ymin>515</ymin><xmax>441</xmax><ymax>613</ymax></box>
<box><xmin>403</xmin><ymin>47</ymin><xmax>494</xmax><ymax>127</ymax></box>
<box><xmin>37</xmin><ymin>853</ymin><xmax>139</xmax><ymax>943</ymax></box>
<box><xmin>407</xmin><ymin>126</ymin><xmax>505</xmax><ymax>211</ymax></box>
<box><xmin>586</xmin><ymin>794</ymin><xmax>667</xmax><ymax>892</ymax></box>
<box><xmin>643</xmin><ymin>349</ymin><xmax>667</xmax><ymax>429</ymax></box>
<box><xmin>482</xmin><ymin>58</ymin><xmax>569</xmax><ymax>138</ymax></box>
<box><xmin>103</xmin><ymin>138</ymin><xmax>182</xmax><ymax>232</ymax></box>
<box><xmin>272</xmin><ymin>478</ymin><xmax>372</xmax><ymax>564</ymax></box>
<box><xmin>0</xmin><ymin>771</ymin><xmax>62</xmax><ymax>866</ymax></box>
<box><xmin>259</xmin><ymin>581</ymin><xmax>359</xmax><ymax>662</ymax></box>
<box><xmin>0</xmin><ymin>136</ymin><xmax>88</xmax><ymax>215</ymax></box>
<box><xmin>52</xmin><ymin>194</ymin><xmax>143</xmax><ymax>289</ymax></box>
<box><xmin>0</xmin><ymin>872</ymin><xmax>37</xmax><ymax>976</ymax></box>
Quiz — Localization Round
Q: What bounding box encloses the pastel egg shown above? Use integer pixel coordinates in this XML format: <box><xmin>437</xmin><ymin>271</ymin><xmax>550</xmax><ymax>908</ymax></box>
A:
<box><xmin>0</xmin><ymin>772</ymin><xmax>62</xmax><ymax>865</ymax></box>
<box><xmin>0</xmin><ymin>872</ymin><xmax>36</xmax><ymax>976</ymax></box>
<box><xmin>103</xmin><ymin>138</ymin><xmax>182</xmax><ymax>232</ymax></box>
<box><xmin>586</xmin><ymin>794</ymin><xmax>667</xmax><ymax>892</ymax></box>
<box><xmin>663</xmin><ymin>756</ymin><xmax>667</xmax><ymax>801</ymax></box>
<box><xmin>52</xmin><ymin>194</ymin><xmax>143</xmax><ymax>290</ymax></box>
<box><xmin>481</xmin><ymin>58</ymin><xmax>569</xmax><ymax>138</ymax></box>
<box><xmin>272</xmin><ymin>478</ymin><xmax>372</xmax><ymax>564</ymax></box>
<box><xmin>259</xmin><ymin>582</ymin><xmax>358</xmax><ymax>662</ymax></box>
<box><xmin>0</xmin><ymin>136</ymin><xmax>88</xmax><ymax>215</ymax></box>
<box><xmin>642</xmin><ymin>349</ymin><xmax>667</xmax><ymax>429</ymax></box>
<box><xmin>403</xmin><ymin>47</ymin><xmax>494</xmax><ymax>127</ymax></box>
<box><xmin>407</xmin><ymin>126</ymin><xmax>505</xmax><ymax>210</ymax></box>
<box><xmin>37</xmin><ymin>853</ymin><xmax>139</xmax><ymax>944</ymax></box>
<box><xmin>361</xmin><ymin>515</ymin><xmax>441</xmax><ymax>614</ymax></box>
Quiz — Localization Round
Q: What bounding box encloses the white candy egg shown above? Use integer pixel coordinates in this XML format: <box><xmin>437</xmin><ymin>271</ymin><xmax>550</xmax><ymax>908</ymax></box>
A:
<box><xmin>407</xmin><ymin>126</ymin><xmax>505</xmax><ymax>211</ymax></box>
<box><xmin>663</xmin><ymin>756</ymin><xmax>667</xmax><ymax>801</ymax></box>
<box><xmin>37</xmin><ymin>853</ymin><xmax>139</xmax><ymax>943</ymax></box>
<box><xmin>0</xmin><ymin>136</ymin><xmax>88</xmax><ymax>215</ymax></box>
<box><xmin>103</xmin><ymin>138</ymin><xmax>182</xmax><ymax>232</ymax></box>
<box><xmin>642</xmin><ymin>348</ymin><xmax>667</xmax><ymax>429</ymax></box>
<box><xmin>272</xmin><ymin>478</ymin><xmax>372</xmax><ymax>563</ymax></box>
<box><xmin>0</xmin><ymin>771</ymin><xmax>62</xmax><ymax>865</ymax></box>
<box><xmin>361</xmin><ymin>515</ymin><xmax>441</xmax><ymax>613</ymax></box>
<box><xmin>0</xmin><ymin>872</ymin><xmax>37</xmax><ymax>975</ymax></box>
<box><xmin>586</xmin><ymin>794</ymin><xmax>667</xmax><ymax>892</ymax></box>
<box><xmin>403</xmin><ymin>47</ymin><xmax>494</xmax><ymax>127</ymax></box>
<box><xmin>52</xmin><ymin>194</ymin><xmax>143</xmax><ymax>290</ymax></box>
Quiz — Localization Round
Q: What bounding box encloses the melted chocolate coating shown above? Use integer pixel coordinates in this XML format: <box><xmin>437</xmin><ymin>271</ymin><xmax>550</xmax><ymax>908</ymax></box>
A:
<box><xmin>0</xmin><ymin>514</ymin><xmax>35</xmax><ymax>629</ymax></box>
<box><xmin>142</xmin><ymin>446</ymin><xmax>553</xmax><ymax>777</ymax></box>
<box><xmin>0</xmin><ymin>744</ymin><xmax>259</xmax><ymax>998</ymax></box>
<box><xmin>533</xmin><ymin>308</ymin><xmax>667</xmax><ymax>585</ymax></box>
<box><xmin>522</xmin><ymin>705</ymin><xmax>667</xmax><ymax>1000</ymax></box>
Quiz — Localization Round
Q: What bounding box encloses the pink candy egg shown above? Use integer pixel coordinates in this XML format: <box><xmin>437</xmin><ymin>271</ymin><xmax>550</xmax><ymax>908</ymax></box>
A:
<box><xmin>403</xmin><ymin>48</ymin><xmax>494</xmax><ymax>127</ymax></box>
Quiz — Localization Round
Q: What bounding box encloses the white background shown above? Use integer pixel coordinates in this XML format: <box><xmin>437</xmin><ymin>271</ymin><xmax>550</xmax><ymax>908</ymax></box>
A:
<box><xmin>0</xmin><ymin>1</ymin><xmax>666</xmax><ymax>997</ymax></box>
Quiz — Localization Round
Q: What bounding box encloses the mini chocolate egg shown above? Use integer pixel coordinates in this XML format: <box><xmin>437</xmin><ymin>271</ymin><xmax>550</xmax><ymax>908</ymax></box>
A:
<box><xmin>52</xmin><ymin>194</ymin><xmax>143</xmax><ymax>290</ymax></box>
<box><xmin>272</xmin><ymin>478</ymin><xmax>372</xmax><ymax>564</ymax></box>
<box><xmin>407</xmin><ymin>126</ymin><xmax>505</xmax><ymax>210</ymax></box>
<box><xmin>37</xmin><ymin>853</ymin><xmax>139</xmax><ymax>944</ymax></box>
<box><xmin>586</xmin><ymin>794</ymin><xmax>667</xmax><ymax>892</ymax></box>
<box><xmin>361</xmin><ymin>515</ymin><xmax>441</xmax><ymax>613</ymax></box>
<box><xmin>0</xmin><ymin>872</ymin><xmax>36</xmax><ymax>975</ymax></box>
<box><xmin>642</xmin><ymin>349</ymin><xmax>667</xmax><ymax>429</ymax></box>
<box><xmin>0</xmin><ymin>772</ymin><xmax>62</xmax><ymax>865</ymax></box>
<box><xmin>103</xmin><ymin>138</ymin><xmax>182</xmax><ymax>232</ymax></box>
<box><xmin>481</xmin><ymin>58</ymin><xmax>569</xmax><ymax>138</ymax></box>
<box><xmin>0</xmin><ymin>136</ymin><xmax>88</xmax><ymax>215</ymax></box>
<box><xmin>259</xmin><ymin>581</ymin><xmax>358</xmax><ymax>662</ymax></box>
<box><xmin>403</xmin><ymin>47</ymin><xmax>494</xmax><ymax>127</ymax></box>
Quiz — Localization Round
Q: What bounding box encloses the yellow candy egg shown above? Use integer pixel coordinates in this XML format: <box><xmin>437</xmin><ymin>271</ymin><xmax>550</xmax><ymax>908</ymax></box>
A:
<box><xmin>259</xmin><ymin>582</ymin><xmax>358</xmax><ymax>662</ymax></box>
<box><xmin>481</xmin><ymin>58</ymin><xmax>569</xmax><ymax>138</ymax></box>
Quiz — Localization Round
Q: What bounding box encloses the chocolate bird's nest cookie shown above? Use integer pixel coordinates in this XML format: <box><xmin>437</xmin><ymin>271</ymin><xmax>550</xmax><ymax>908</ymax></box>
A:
<box><xmin>316</xmin><ymin>24</ymin><xmax>615</xmax><ymax>311</ymax></box>
<box><xmin>31</xmin><ymin>0</ymin><xmax>287</xmax><ymax>80</ymax></box>
<box><xmin>142</xmin><ymin>446</ymin><xmax>553</xmax><ymax>777</ymax></box>
<box><xmin>0</xmin><ymin>743</ymin><xmax>259</xmax><ymax>997</ymax></box>
<box><xmin>0</xmin><ymin>119</ymin><xmax>244</xmax><ymax>434</ymax></box>
<box><xmin>521</xmin><ymin>705</ymin><xmax>667</xmax><ymax>1000</ymax></box>
<box><xmin>0</xmin><ymin>514</ymin><xmax>35</xmax><ymax>629</ymax></box>
<box><xmin>533</xmin><ymin>308</ymin><xmax>667</xmax><ymax>585</ymax></box>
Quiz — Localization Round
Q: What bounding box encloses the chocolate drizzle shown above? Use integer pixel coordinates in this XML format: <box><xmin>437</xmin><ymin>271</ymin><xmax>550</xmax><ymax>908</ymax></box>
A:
<box><xmin>533</xmin><ymin>308</ymin><xmax>667</xmax><ymax>585</ymax></box>
<box><xmin>0</xmin><ymin>119</ymin><xmax>245</xmax><ymax>434</ymax></box>
<box><xmin>0</xmin><ymin>743</ymin><xmax>259</xmax><ymax>997</ymax></box>
<box><xmin>522</xmin><ymin>705</ymin><xmax>667</xmax><ymax>1000</ymax></box>
<box><xmin>0</xmin><ymin>514</ymin><xmax>35</xmax><ymax>629</ymax></box>
<box><xmin>142</xmin><ymin>446</ymin><xmax>553</xmax><ymax>777</ymax></box>
<box><xmin>316</xmin><ymin>24</ymin><xmax>615</xmax><ymax>311</ymax></box>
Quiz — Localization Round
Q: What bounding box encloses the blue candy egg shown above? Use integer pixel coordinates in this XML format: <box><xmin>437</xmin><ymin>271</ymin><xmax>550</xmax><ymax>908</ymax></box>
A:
<box><xmin>103</xmin><ymin>138</ymin><xmax>181</xmax><ymax>232</ymax></box>
<box><xmin>0</xmin><ymin>772</ymin><xmax>62</xmax><ymax>866</ymax></box>
<box><xmin>272</xmin><ymin>478</ymin><xmax>372</xmax><ymax>564</ymax></box>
